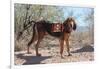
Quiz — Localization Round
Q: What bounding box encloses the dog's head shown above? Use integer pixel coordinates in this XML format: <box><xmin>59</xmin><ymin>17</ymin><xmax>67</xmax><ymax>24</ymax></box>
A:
<box><xmin>63</xmin><ymin>17</ymin><xmax>77</xmax><ymax>33</ymax></box>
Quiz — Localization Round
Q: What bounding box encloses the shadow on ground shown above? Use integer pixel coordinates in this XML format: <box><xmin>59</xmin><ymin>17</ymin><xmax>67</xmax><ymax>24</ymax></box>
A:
<box><xmin>71</xmin><ymin>45</ymin><xmax>94</xmax><ymax>53</ymax></box>
<box><xmin>16</xmin><ymin>53</ymin><xmax>52</xmax><ymax>65</ymax></box>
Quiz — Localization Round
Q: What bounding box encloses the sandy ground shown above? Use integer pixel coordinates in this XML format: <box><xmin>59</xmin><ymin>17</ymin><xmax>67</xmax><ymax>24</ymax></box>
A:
<box><xmin>14</xmin><ymin>37</ymin><xmax>94</xmax><ymax>65</ymax></box>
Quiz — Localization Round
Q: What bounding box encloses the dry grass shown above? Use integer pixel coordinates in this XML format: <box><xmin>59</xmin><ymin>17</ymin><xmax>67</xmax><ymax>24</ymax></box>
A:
<box><xmin>14</xmin><ymin>31</ymin><xmax>94</xmax><ymax>65</ymax></box>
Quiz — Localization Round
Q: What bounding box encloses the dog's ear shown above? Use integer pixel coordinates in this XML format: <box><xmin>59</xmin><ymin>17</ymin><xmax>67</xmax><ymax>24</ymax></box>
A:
<box><xmin>73</xmin><ymin>20</ymin><xmax>77</xmax><ymax>30</ymax></box>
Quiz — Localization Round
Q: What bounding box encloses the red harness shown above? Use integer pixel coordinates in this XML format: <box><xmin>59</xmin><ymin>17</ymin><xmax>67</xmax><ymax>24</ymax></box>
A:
<box><xmin>51</xmin><ymin>23</ymin><xmax>64</xmax><ymax>32</ymax></box>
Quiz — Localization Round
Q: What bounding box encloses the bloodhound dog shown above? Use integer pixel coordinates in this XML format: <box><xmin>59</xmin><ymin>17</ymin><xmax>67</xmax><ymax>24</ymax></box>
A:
<box><xmin>27</xmin><ymin>17</ymin><xmax>76</xmax><ymax>58</ymax></box>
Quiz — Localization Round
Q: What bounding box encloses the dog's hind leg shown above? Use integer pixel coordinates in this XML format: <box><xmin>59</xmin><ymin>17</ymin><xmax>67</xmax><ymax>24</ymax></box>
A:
<box><xmin>35</xmin><ymin>32</ymin><xmax>45</xmax><ymax>56</ymax></box>
<box><xmin>27</xmin><ymin>24</ymin><xmax>36</xmax><ymax>54</ymax></box>
<box><xmin>27</xmin><ymin>35</ymin><xmax>36</xmax><ymax>54</ymax></box>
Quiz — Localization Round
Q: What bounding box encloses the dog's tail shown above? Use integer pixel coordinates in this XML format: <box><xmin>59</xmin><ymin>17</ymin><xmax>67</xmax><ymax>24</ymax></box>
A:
<box><xmin>27</xmin><ymin>21</ymin><xmax>36</xmax><ymax>46</ymax></box>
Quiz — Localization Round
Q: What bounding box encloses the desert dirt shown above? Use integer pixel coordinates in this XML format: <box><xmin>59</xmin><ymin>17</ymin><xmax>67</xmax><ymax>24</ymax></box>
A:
<box><xmin>14</xmin><ymin>35</ymin><xmax>94</xmax><ymax>65</ymax></box>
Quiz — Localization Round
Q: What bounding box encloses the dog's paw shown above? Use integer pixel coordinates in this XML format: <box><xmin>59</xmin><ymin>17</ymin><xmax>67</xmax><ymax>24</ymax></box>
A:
<box><xmin>27</xmin><ymin>51</ymin><xmax>32</xmax><ymax>54</ymax></box>
<box><xmin>68</xmin><ymin>54</ymin><xmax>72</xmax><ymax>56</ymax></box>
<box><xmin>61</xmin><ymin>55</ymin><xmax>65</xmax><ymax>59</ymax></box>
<box><xmin>36</xmin><ymin>53</ymin><xmax>41</xmax><ymax>56</ymax></box>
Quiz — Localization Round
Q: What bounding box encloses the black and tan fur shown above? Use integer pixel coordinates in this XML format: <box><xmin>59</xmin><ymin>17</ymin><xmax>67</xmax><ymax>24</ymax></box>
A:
<box><xmin>27</xmin><ymin>17</ymin><xmax>76</xmax><ymax>58</ymax></box>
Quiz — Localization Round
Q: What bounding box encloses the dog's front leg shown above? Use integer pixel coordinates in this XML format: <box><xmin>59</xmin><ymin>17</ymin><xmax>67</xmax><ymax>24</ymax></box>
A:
<box><xmin>60</xmin><ymin>36</ymin><xmax>64</xmax><ymax>58</ymax></box>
